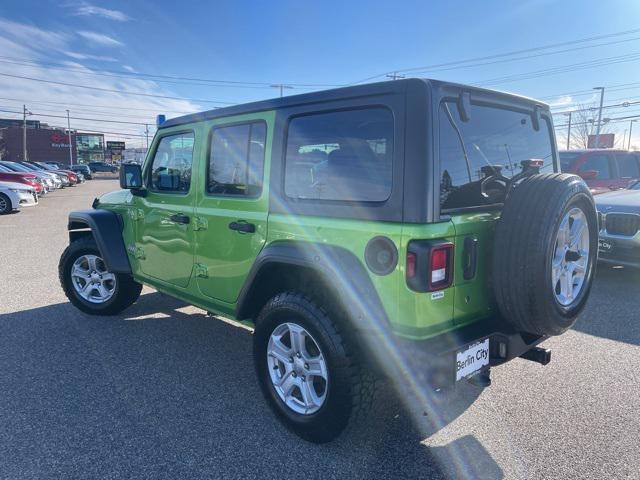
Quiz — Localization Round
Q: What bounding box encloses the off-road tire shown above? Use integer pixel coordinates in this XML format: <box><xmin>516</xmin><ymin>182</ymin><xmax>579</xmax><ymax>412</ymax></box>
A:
<box><xmin>0</xmin><ymin>193</ymin><xmax>12</xmax><ymax>214</ymax></box>
<box><xmin>493</xmin><ymin>173</ymin><xmax>598</xmax><ymax>336</ymax></box>
<box><xmin>59</xmin><ymin>236</ymin><xmax>142</xmax><ymax>316</ymax></box>
<box><xmin>254</xmin><ymin>292</ymin><xmax>376</xmax><ymax>443</ymax></box>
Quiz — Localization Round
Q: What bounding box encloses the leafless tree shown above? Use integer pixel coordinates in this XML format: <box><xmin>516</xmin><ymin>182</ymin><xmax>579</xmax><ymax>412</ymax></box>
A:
<box><xmin>564</xmin><ymin>103</ymin><xmax>610</xmax><ymax>149</ymax></box>
<box><xmin>0</xmin><ymin>129</ymin><xmax>7</xmax><ymax>160</ymax></box>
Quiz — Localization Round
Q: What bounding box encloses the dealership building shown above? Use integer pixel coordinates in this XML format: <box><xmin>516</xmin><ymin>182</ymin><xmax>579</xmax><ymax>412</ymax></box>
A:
<box><xmin>0</xmin><ymin>121</ymin><xmax>113</xmax><ymax>166</ymax></box>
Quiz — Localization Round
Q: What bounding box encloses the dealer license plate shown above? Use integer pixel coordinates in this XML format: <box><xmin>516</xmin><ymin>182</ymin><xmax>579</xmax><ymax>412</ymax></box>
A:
<box><xmin>598</xmin><ymin>239</ymin><xmax>612</xmax><ymax>252</ymax></box>
<box><xmin>455</xmin><ymin>338</ymin><xmax>490</xmax><ymax>381</ymax></box>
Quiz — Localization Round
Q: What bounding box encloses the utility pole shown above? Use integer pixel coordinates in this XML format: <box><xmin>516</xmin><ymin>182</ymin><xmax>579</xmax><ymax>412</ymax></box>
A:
<box><xmin>629</xmin><ymin>120</ymin><xmax>636</xmax><ymax>150</ymax></box>
<box><xmin>593</xmin><ymin>87</ymin><xmax>605</xmax><ymax>148</ymax></box>
<box><xmin>66</xmin><ymin>109</ymin><xmax>73</xmax><ymax>166</ymax></box>
<box><xmin>565</xmin><ymin>111</ymin><xmax>572</xmax><ymax>150</ymax></box>
<box><xmin>145</xmin><ymin>124</ymin><xmax>149</xmax><ymax>149</ymax></box>
<box><xmin>270</xmin><ymin>84</ymin><xmax>293</xmax><ymax>97</ymax></box>
<box><xmin>386</xmin><ymin>72</ymin><xmax>405</xmax><ymax>80</ymax></box>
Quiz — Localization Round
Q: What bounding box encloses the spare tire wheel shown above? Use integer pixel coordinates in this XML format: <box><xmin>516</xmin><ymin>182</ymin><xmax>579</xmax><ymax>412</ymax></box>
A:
<box><xmin>492</xmin><ymin>173</ymin><xmax>598</xmax><ymax>336</ymax></box>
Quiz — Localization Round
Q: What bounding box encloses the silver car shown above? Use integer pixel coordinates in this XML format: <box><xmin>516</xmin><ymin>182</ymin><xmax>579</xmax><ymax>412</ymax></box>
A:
<box><xmin>596</xmin><ymin>181</ymin><xmax>640</xmax><ymax>268</ymax></box>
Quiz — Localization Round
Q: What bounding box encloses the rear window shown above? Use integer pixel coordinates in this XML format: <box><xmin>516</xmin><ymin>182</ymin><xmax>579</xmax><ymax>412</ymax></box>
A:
<box><xmin>284</xmin><ymin>107</ymin><xmax>393</xmax><ymax>202</ymax></box>
<box><xmin>616</xmin><ymin>153</ymin><xmax>640</xmax><ymax>178</ymax></box>
<box><xmin>439</xmin><ymin>100</ymin><xmax>555</xmax><ymax>211</ymax></box>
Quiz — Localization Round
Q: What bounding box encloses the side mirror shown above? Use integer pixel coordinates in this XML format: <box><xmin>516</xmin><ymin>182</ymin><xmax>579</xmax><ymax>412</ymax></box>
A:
<box><xmin>578</xmin><ymin>169</ymin><xmax>598</xmax><ymax>180</ymax></box>
<box><xmin>119</xmin><ymin>163</ymin><xmax>144</xmax><ymax>190</ymax></box>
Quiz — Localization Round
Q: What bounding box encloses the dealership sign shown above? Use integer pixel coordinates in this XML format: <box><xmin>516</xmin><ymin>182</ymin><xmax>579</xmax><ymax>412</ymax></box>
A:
<box><xmin>588</xmin><ymin>133</ymin><xmax>615</xmax><ymax>149</ymax></box>
<box><xmin>50</xmin><ymin>131</ymin><xmax>72</xmax><ymax>148</ymax></box>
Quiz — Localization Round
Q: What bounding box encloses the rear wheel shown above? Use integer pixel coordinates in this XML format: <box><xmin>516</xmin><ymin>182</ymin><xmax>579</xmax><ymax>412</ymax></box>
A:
<box><xmin>254</xmin><ymin>292</ymin><xmax>375</xmax><ymax>443</ymax></box>
<box><xmin>59</xmin><ymin>236</ymin><xmax>142</xmax><ymax>315</ymax></box>
<box><xmin>492</xmin><ymin>173</ymin><xmax>598</xmax><ymax>336</ymax></box>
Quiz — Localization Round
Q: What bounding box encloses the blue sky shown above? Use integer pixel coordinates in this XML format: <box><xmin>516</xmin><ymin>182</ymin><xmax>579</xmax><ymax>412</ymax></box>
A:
<box><xmin>1</xmin><ymin>0</ymin><xmax>640</xmax><ymax>148</ymax></box>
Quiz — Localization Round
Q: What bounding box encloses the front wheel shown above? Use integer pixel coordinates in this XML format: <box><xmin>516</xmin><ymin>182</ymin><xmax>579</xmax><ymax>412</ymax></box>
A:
<box><xmin>0</xmin><ymin>193</ymin><xmax>12</xmax><ymax>215</ymax></box>
<box><xmin>59</xmin><ymin>236</ymin><xmax>142</xmax><ymax>315</ymax></box>
<box><xmin>253</xmin><ymin>292</ymin><xmax>375</xmax><ymax>443</ymax></box>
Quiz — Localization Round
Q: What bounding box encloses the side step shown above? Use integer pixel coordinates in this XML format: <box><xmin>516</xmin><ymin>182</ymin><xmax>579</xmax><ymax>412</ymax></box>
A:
<box><xmin>520</xmin><ymin>347</ymin><xmax>551</xmax><ymax>366</ymax></box>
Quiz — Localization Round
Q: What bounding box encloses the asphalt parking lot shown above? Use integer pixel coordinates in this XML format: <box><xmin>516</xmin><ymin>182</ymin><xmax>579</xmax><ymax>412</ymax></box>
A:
<box><xmin>0</xmin><ymin>179</ymin><xmax>638</xmax><ymax>479</ymax></box>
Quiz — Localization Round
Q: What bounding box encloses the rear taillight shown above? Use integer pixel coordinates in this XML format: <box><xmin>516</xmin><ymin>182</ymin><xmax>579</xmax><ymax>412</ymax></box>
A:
<box><xmin>406</xmin><ymin>240</ymin><xmax>454</xmax><ymax>292</ymax></box>
<box><xmin>429</xmin><ymin>244</ymin><xmax>454</xmax><ymax>290</ymax></box>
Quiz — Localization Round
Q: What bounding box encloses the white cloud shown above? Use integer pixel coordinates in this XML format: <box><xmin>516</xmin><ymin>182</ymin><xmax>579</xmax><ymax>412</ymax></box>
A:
<box><xmin>0</xmin><ymin>18</ymin><xmax>70</xmax><ymax>54</ymax></box>
<box><xmin>63</xmin><ymin>51</ymin><xmax>118</xmax><ymax>62</ymax></box>
<box><xmin>72</xmin><ymin>3</ymin><xmax>129</xmax><ymax>21</ymax></box>
<box><xmin>77</xmin><ymin>30</ymin><xmax>123</xmax><ymax>47</ymax></box>
<box><xmin>0</xmin><ymin>17</ymin><xmax>202</xmax><ymax>146</ymax></box>
<box><xmin>548</xmin><ymin>95</ymin><xmax>573</xmax><ymax>108</ymax></box>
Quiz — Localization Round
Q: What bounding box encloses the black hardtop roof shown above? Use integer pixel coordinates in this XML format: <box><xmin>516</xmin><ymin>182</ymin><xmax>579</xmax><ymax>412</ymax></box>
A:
<box><xmin>160</xmin><ymin>78</ymin><xmax>548</xmax><ymax>129</ymax></box>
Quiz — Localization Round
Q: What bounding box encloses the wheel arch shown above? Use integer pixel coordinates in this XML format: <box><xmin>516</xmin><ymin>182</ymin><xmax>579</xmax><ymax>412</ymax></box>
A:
<box><xmin>67</xmin><ymin>209</ymin><xmax>132</xmax><ymax>274</ymax></box>
<box><xmin>236</xmin><ymin>241</ymin><xmax>390</xmax><ymax>334</ymax></box>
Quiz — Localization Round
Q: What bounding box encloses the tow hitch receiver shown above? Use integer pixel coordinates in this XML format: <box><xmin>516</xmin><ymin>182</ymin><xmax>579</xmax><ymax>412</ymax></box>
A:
<box><xmin>520</xmin><ymin>347</ymin><xmax>551</xmax><ymax>365</ymax></box>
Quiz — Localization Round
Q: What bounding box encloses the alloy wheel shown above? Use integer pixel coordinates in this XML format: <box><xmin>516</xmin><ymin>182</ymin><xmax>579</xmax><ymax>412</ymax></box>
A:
<box><xmin>267</xmin><ymin>322</ymin><xmax>329</xmax><ymax>415</ymax></box>
<box><xmin>70</xmin><ymin>254</ymin><xmax>117</xmax><ymax>304</ymax></box>
<box><xmin>552</xmin><ymin>207</ymin><xmax>590</xmax><ymax>306</ymax></box>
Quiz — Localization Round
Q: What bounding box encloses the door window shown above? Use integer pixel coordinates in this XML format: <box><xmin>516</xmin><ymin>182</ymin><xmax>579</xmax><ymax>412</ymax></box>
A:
<box><xmin>579</xmin><ymin>154</ymin><xmax>612</xmax><ymax>180</ymax></box>
<box><xmin>284</xmin><ymin>108</ymin><xmax>394</xmax><ymax>202</ymax></box>
<box><xmin>148</xmin><ymin>132</ymin><xmax>195</xmax><ymax>193</ymax></box>
<box><xmin>616</xmin><ymin>153</ymin><xmax>640</xmax><ymax>178</ymax></box>
<box><xmin>208</xmin><ymin>122</ymin><xmax>267</xmax><ymax>196</ymax></box>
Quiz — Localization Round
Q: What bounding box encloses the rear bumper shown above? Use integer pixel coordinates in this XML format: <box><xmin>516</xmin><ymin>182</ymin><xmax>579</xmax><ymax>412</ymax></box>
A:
<box><xmin>370</xmin><ymin>317</ymin><xmax>547</xmax><ymax>389</ymax></box>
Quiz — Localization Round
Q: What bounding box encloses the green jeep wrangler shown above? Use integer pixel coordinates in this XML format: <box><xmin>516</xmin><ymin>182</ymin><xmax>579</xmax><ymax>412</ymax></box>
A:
<box><xmin>59</xmin><ymin>79</ymin><xmax>598</xmax><ymax>443</ymax></box>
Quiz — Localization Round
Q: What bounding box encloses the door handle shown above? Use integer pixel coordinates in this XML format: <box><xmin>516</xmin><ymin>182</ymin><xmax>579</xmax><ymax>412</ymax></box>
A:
<box><xmin>463</xmin><ymin>237</ymin><xmax>478</xmax><ymax>280</ymax></box>
<box><xmin>169</xmin><ymin>213</ymin><xmax>190</xmax><ymax>224</ymax></box>
<box><xmin>228</xmin><ymin>221</ymin><xmax>255</xmax><ymax>233</ymax></box>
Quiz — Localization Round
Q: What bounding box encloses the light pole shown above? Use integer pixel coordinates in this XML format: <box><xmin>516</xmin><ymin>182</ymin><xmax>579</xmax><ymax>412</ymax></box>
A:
<box><xmin>145</xmin><ymin>124</ymin><xmax>149</xmax><ymax>149</ymax></box>
<box><xmin>564</xmin><ymin>111</ymin><xmax>572</xmax><ymax>150</ymax></box>
<box><xmin>593</xmin><ymin>87</ymin><xmax>605</xmax><ymax>148</ymax></box>
<box><xmin>629</xmin><ymin>120</ymin><xmax>636</xmax><ymax>150</ymax></box>
<box><xmin>22</xmin><ymin>105</ymin><xmax>32</xmax><ymax>161</ymax></box>
<box><xmin>66</xmin><ymin>109</ymin><xmax>73</xmax><ymax>166</ymax></box>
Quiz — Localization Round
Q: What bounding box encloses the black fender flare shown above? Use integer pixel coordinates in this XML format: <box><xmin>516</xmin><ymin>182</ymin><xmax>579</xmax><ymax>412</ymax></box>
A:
<box><xmin>235</xmin><ymin>241</ymin><xmax>390</xmax><ymax>333</ymax></box>
<box><xmin>67</xmin><ymin>209</ymin><xmax>132</xmax><ymax>274</ymax></box>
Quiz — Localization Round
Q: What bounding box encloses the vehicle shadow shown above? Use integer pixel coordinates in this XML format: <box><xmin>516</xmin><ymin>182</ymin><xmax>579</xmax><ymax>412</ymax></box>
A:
<box><xmin>0</xmin><ymin>292</ymin><xmax>501</xmax><ymax>479</ymax></box>
<box><xmin>571</xmin><ymin>263</ymin><xmax>640</xmax><ymax>346</ymax></box>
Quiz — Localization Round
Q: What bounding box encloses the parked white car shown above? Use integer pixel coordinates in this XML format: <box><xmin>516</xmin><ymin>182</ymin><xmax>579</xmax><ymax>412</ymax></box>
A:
<box><xmin>0</xmin><ymin>181</ymin><xmax>38</xmax><ymax>214</ymax></box>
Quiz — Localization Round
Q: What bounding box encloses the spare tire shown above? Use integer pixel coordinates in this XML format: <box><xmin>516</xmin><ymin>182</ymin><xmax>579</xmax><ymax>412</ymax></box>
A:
<box><xmin>492</xmin><ymin>173</ymin><xmax>598</xmax><ymax>336</ymax></box>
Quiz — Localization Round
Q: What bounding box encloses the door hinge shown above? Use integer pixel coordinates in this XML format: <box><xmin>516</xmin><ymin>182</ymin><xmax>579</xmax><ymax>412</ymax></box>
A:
<box><xmin>193</xmin><ymin>217</ymin><xmax>208</xmax><ymax>231</ymax></box>
<box><xmin>194</xmin><ymin>263</ymin><xmax>209</xmax><ymax>278</ymax></box>
<box><xmin>128</xmin><ymin>245</ymin><xmax>145</xmax><ymax>260</ymax></box>
<box><xmin>129</xmin><ymin>208</ymin><xmax>145</xmax><ymax>221</ymax></box>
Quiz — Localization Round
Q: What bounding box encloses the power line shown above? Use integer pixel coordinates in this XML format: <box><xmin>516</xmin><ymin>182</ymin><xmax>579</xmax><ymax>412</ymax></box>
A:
<box><xmin>0</xmin><ymin>55</ymin><xmax>342</xmax><ymax>89</ymax></box>
<box><xmin>351</xmin><ymin>27</ymin><xmax>640</xmax><ymax>84</ymax></box>
<box><xmin>0</xmin><ymin>96</ymin><xmax>196</xmax><ymax>115</ymax></box>
<box><xmin>475</xmin><ymin>51</ymin><xmax>640</xmax><ymax>87</ymax></box>
<box><xmin>0</xmin><ymin>72</ymin><xmax>237</xmax><ymax>104</ymax></box>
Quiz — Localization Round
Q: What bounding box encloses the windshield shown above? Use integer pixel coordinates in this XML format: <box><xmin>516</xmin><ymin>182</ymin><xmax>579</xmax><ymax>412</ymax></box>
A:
<box><xmin>439</xmin><ymin>100</ymin><xmax>555</xmax><ymax>210</ymax></box>
<box><xmin>2</xmin><ymin>162</ymin><xmax>33</xmax><ymax>173</ymax></box>
<box><xmin>35</xmin><ymin>162</ymin><xmax>55</xmax><ymax>170</ymax></box>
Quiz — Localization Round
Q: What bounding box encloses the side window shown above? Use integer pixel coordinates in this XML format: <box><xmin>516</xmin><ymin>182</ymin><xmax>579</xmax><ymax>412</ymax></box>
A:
<box><xmin>579</xmin><ymin>154</ymin><xmax>612</xmax><ymax>180</ymax></box>
<box><xmin>208</xmin><ymin>122</ymin><xmax>266</xmax><ymax>196</ymax></box>
<box><xmin>284</xmin><ymin>108</ymin><xmax>394</xmax><ymax>202</ymax></box>
<box><xmin>149</xmin><ymin>132</ymin><xmax>194</xmax><ymax>193</ymax></box>
<box><xmin>616</xmin><ymin>153</ymin><xmax>640</xmax><ymax>178</ymax></box>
